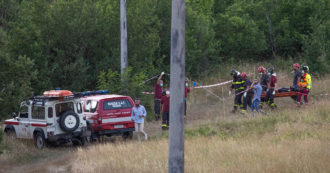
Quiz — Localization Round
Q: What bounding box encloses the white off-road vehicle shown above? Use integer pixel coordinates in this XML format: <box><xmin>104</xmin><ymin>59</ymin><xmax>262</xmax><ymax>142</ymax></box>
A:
<box><xmin>3</xmin><ymin>90</ymin><xmax>87</xmax><ymax>149</ymax></box>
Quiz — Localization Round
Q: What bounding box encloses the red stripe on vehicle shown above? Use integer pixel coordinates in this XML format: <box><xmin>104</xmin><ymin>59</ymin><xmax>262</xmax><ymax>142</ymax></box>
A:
<box><xmin>4</xmin><ymin>121</ymin><xmax>19</xmax><ymax>125</ymax></box>
<box><xmin>31</xmin><ymin>123</ymin><xmax>47</xmax><ymax>127</ymax></box>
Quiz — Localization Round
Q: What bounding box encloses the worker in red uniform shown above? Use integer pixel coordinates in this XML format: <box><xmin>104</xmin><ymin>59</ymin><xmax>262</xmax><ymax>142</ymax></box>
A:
<box><xmin>154</xmin><ymin>72</ymin><xmax>165</xmax><ymax>120</ymax></box>
<box><xmin>160</xmin><ymin>90</ymin><xmax>170</xmax><ymax>130</ymax></box>
<box><xmin>265</xmin><ymin>67</ymin><xmax>277</xmax><ymax>109</ymax></box>
<box><xmin>184</xmin><ymin>80</ymin><xmax>190</xmax><ymax>116</ymax></box>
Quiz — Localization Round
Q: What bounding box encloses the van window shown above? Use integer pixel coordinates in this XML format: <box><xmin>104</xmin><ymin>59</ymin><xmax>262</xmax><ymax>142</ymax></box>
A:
<box><xmin>55</xmin><ymin>102</ymin><xmax>74</xmax><ymax>117</ymax></box>
<box><xmin>19</xmin><ymin>105</ymin><xmax>29</xmax><ymax>118</ymax></box>
<box><xmin>76</xmin><ymin>103</ymin><xmax>82</xmax><ymax>114</ymax></box>
<box><xmin>84</xmin><ymin>100</ymin><xmax>98</xmax><ymax>113</ymax></box>
<box><xmin>32</xmin><ymin>106</ymin><xmax>45</xmax><ymax>119</ymax></box>
<box><xmin>48</xmin><ymin>107</ymin><xmax>53</xmax><ymax>118</ymax></box>
<box><xmin>103</xmin><ymin>99</ymin><xmax>132</xmax><ymax>110</ymax></box>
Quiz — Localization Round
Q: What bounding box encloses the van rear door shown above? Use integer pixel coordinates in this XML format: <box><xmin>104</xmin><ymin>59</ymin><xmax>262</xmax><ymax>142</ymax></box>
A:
<box><xmin>100</xmin><ymin>97</ymin><xmax>134</xmax><ymax>130</ymax></box>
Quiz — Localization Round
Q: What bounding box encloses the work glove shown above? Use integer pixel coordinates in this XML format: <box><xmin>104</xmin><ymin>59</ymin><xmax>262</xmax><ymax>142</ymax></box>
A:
<box><xmin>229</xmin><ymin>91</ymin><xmax>232</xmax><ymax>96</ymax></box>
<box><xmin>161</xmin><ymin>72</ymin><xmax>165</xmax><ymax>75</ymax></box>
<box><xmin>243</xmin><ymin>92</ymin><xmax>247</xmax><ymax>98</ymax></box>
<box><xmin>272</xmin><ymin>90</ymin><xmax>276</xmax><ymax>95</ymax></box>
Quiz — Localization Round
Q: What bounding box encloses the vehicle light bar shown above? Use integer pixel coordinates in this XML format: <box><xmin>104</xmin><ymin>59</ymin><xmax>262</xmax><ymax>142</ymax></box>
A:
<box><xmin>75</xmin><ymin>90</ymin><xmax>109</xmax><ymax>97</ymax></box>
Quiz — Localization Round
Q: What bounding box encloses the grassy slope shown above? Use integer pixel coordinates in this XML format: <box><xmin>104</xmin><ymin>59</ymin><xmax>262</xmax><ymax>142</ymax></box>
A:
<box><xmin>1</xmin><ymin>72</ymin><xmax>329</xmax><ymax>173</ymax></box>
<box><xmin>71</xmin><ymin>74</ymin><xmax>330</xmax><ymax>173</ymax></box>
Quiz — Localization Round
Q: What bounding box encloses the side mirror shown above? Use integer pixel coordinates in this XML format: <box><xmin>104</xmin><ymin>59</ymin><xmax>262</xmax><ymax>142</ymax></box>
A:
<box><xmin>12</xmin><ymin>112</ymin><xmax>17</xmax><ymax>118</ymax></box>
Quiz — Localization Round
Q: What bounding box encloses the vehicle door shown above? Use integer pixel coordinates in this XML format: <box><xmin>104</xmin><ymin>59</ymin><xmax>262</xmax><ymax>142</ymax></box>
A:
<box><xmin>46</xmin><ymin>106</ymin><xmax>56</xmax><ymax>136</ymax></box>
<box><xmin>30</xmin><ymin>105</ymin><xmax>47</xmax><ymax>137</ymax></box>
<box><xmin>83</xmin><ymin>99</ymin><xmax>99</xmax><ymax>124</ymax></box>
<box><xmin>55</xmin><ymin>101</ymin><xmax>75</xmax><ymax>133</ymax></box>
<box><xmin>101</xmin><ymin>98</ymin><xmax>133</xmax><ymax>129</ymax></box>
<box><xmin>16</xmin><ymin>103</ymin><xmax>31</xmax><ymax>138</ymax></box>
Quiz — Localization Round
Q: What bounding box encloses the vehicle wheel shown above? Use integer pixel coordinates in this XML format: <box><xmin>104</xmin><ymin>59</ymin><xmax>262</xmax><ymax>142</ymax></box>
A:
<box><xmin>34</xmin><ymin>132</ymin><xmax>46</xmax><ymax>150</ymax></box>
<box><xmin>122</xmin><ymin>131</ymin><xmax>133</xmax><ymax>140</ymax></box>
<box><xmin>59</xmin><ymin>110</ymin><xmax>80</xmax><ymax>132</ymax></box>
<box><xmin>5</xmin><ymin>128</ymin><xmax>16</xmax><ymax>138</ymax></box>
<box><xmin>72</xmin><ymin>137</ymin><xmax>85</xmax><ymax>146</ymax></box>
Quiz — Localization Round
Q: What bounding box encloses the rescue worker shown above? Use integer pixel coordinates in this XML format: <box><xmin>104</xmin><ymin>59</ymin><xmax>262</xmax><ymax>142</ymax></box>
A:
<box><xmin>291</xmin><ymin>63</ymin><xmax>302</xmax><ymax>101</ymax></box>
<box><xmin>160</xmin><ymin>90</ymin><xmax>170</xmax><ymax>130</ymax></box>
<box><xmin>257</xmin><ymin>66</ymin><xmax>269</xmax><ymax>108</ymax></box>
<box><xmin>258</xmin><ymin>66</ymin><xmax>269</xmax><ymax>92</ymax></box>
<box><xmin>292</xmin><ymin>63</ymin><xmax>302</xmax><ymax>91</ymax></box>
<box><xmin>241</xmin><ymin>72</ymin><xmax>253</xmax><ymax>114</ymax></box>
<box><xmin>297</xmin><ymin>65</ymin><xmax>312</xmax><ymax>107</ymax></box>
<box><xmin>229</xmin><ymin>69</ymin><xmax>245</xmax><ymax>113</ymax></box>
<box><xmin>154</xmin><ymin>72</ymin><xmax>165</xmax><ymax>120</ymax></box>
<box><xmin>265</xmin><ymin>67</ymin><xmax>277</xmax><ymax>109</ymax></box>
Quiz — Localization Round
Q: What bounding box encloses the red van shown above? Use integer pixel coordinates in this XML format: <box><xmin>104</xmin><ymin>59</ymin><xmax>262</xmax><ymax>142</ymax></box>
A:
<box><xmin>81</xmin><ymin>94</ymin><xmax>135</xmax><ymax>140</ymax></box>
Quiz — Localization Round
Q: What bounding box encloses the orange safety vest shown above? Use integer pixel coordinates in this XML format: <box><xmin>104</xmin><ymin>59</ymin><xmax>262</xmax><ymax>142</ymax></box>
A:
<box><xmin>298</xmin><ymin>74</ymin><xmax>308</xmax><ymax>88</ymax></box>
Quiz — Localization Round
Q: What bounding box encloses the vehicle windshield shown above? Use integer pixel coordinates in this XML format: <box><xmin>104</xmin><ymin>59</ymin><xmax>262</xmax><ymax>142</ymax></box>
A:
<box><xmin>84</xmin><ymin>100</ymin><xmax>98</xmax><ymax>113</ymax></box>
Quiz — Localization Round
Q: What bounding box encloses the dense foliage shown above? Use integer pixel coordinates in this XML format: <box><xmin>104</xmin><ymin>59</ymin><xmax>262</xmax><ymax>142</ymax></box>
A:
<box><xmin>0</xmin><ymin>0</ymin><xmax>329</xmax><ymax>119</ymax></box>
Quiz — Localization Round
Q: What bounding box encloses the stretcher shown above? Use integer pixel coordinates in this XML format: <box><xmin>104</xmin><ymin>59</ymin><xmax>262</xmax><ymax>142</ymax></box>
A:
<box><xmin>260</xmin><ymin>88</ymin><xmax>298</xmax><ymax>99</ymax></box>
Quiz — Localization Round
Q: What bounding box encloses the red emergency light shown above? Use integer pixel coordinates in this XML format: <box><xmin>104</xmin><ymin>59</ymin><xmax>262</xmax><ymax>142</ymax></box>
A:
<box><xmin>43</xmin><ymin>90</ymin><xmax>73</xmax><ymax>97</ymax></box>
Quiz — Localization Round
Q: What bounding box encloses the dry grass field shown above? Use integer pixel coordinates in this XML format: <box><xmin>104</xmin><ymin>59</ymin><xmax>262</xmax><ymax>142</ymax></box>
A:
<box><xmin>1</xmin><ymin>70</ymin><xmax>329</xmax><ymax>173</ymax></box>
<box><xmin>71</xmin><ymin>100</ymin><xmax>330</xmax><ymax>173</ymax></box>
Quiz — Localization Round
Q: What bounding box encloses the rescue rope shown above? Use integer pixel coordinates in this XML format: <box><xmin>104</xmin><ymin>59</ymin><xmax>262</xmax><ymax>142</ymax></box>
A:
<box><xmin>192</xmin><ymin>80</ymin><xmax>232</xmax><ymax>89</ymax></box>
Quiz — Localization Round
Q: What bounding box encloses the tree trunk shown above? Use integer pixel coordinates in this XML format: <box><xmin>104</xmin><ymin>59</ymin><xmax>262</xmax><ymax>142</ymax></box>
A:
<box><xmin>168</xmin><ymin>0</ymin><xmax>185</xmax><ymax>173</ymax></box>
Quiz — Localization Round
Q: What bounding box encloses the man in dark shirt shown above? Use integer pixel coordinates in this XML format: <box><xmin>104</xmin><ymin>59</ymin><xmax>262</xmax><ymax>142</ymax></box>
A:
<box><xmin>184</xmin><ymin>81</ymin><xmax>190</xmax><ymax>116</ymax></box>
<box><xmin>258</xmin><ymin>66</ymin><xmax>269</xmax><ymax>92</ymax></box>
<box><xmin>291</xmin><ymin>63</ymin><xmax>301</xmax><ymax>101</ymax></box>
<box><xmin>292</xmin><ymin>63</ymin><xmax>302</xmax><ymax>91</ymax></box>
<box><xmin>241</xmin><ymin>72</ymin><xmax>253</xmax><ymax>114</ymax></box>
<box><xmin>229</xmin><ymin>70</ymin><xmax>245</xmax><ymax>113</ymax></box>
<box><xmin>154</xmin><ymin>72</ymin><xmax>164</xmax><ymax>120</ymax></box>
<box><xmin>265</xmin><ymin>67</ymin><xmax>277</xmax><ymax>109</ymax></box>
<box><xmin>160</xmin><ymin>90</ymin><xmax>170</xmax><ymax>130</ymax></box>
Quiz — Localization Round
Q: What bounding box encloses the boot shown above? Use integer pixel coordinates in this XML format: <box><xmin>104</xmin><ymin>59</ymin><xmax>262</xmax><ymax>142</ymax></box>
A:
<box><xmin>231</xmin><ymin>106</ymin><xmax>238</xmax><ymax>113</ymax></box>
<box><xmin>296</xmin><ymin>102</ymin><xmax>301</xmax><ymax>107</ymax></box>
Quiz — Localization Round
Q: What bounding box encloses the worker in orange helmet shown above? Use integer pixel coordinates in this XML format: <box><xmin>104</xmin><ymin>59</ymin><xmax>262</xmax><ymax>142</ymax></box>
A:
<box><xmin>257</xmin><ymin>66</ymin><xmax>269</xmax><ymax>108</ymax></box>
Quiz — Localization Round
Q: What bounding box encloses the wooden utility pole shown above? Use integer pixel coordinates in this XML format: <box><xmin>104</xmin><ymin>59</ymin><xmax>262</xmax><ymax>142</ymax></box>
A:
<box><xmin>168</xmin><ymin>0</ymin><xmax>185</xmax><ymax>172</ymax></box>
<box><xmin>120</xmin><ymin>0</ymin><xmax>128</xmax><ymax>75</ymax></box>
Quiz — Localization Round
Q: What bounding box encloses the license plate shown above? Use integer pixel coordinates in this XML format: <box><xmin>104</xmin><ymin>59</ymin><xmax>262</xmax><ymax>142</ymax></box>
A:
<box><xmin>114</xmin><ymin>125</ymin><xmax>124</xmax><ymax>129</ymax></box>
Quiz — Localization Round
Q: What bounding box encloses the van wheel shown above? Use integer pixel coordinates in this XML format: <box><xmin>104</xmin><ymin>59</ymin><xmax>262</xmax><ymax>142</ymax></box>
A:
<box><xmin>122</xmin><ymin>131</ymin><xmax>133</xmax><ymax>140</ymax></box>
<box><xmin>34</xmin><ymin>132</ymin><xmax>46</xmax><ymax>150</ymax></box>
<box><xmin>59</xmin><ymin>111</ymin><xmax>80</xmax><ymax>132</ymax></box>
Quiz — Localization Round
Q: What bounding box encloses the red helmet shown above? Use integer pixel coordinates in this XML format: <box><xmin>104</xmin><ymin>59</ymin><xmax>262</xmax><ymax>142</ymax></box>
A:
<box><xmin>293</xmin><ymin>63</ymin><xmax>300</xmax><ymax>68</ymax></box>
<box><xmin>241</xmin><ymin>72</ymin><xmax>247</xmax><ymax>78</ymax></box>
<box><xmin>257</xmin><ymin>66</ymin><xmax>266</xmax><ymax>73</ymax></box>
